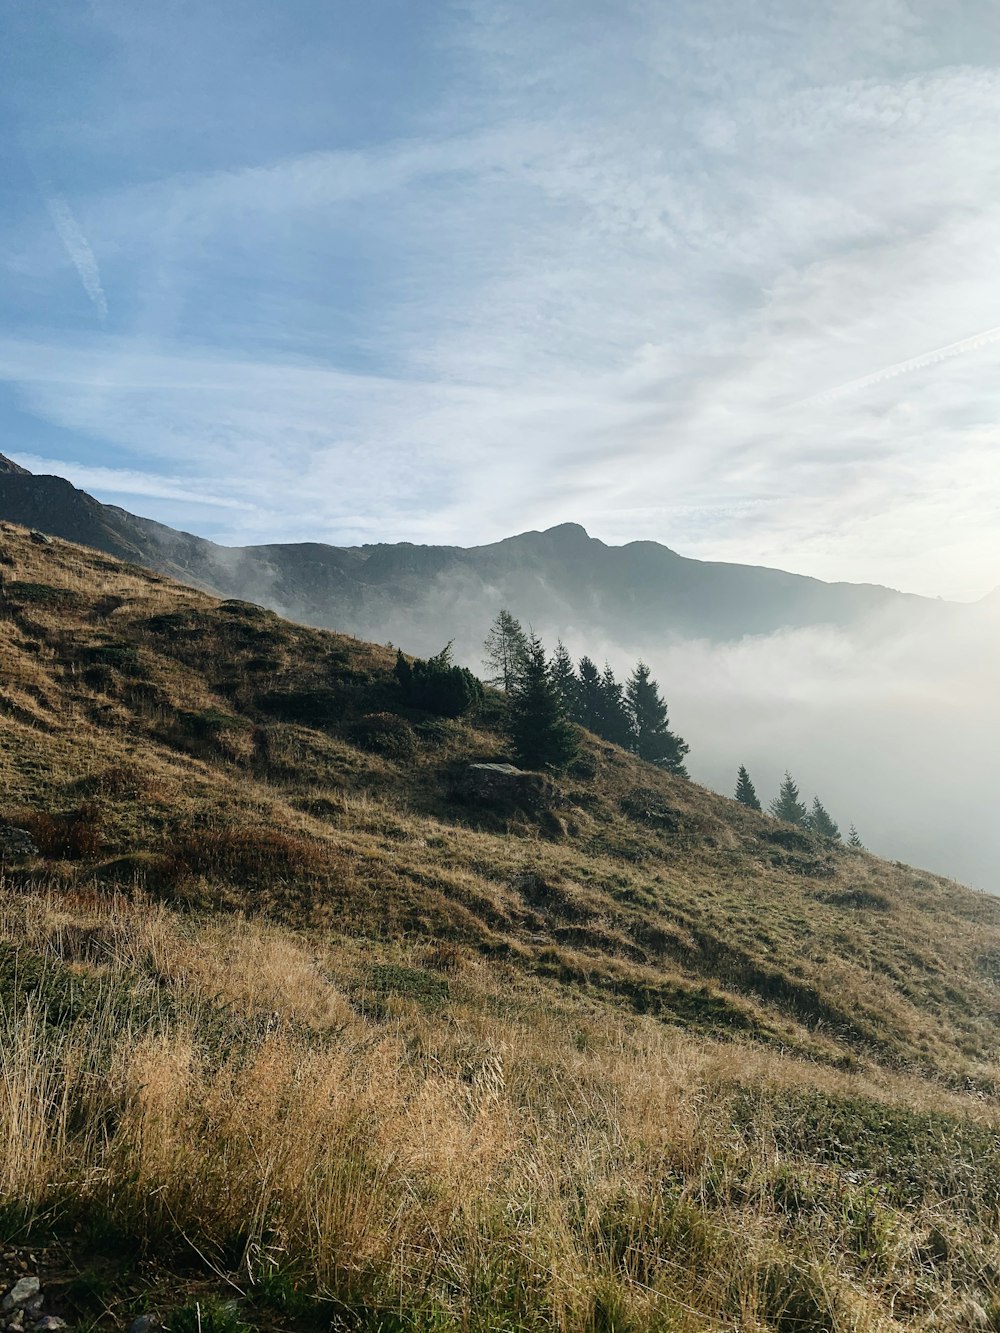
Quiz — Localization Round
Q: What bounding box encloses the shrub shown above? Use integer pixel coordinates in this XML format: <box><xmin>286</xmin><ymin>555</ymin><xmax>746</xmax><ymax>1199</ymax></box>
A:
<box><xmin>4</xmin><ymin>582</ymin><xmax>81</xmax><ymax>608</ymax></box>
<box><xmin>620</xmin><ymin>787</ymin><xmax>680</xmax><ymax>830</ymax></box>
<box><xmin>365</xmin><ymin>964</ymin><xmax>449</xmax><ymax>1003</ymax></box>
<box><xmin>168</xmin><ymin>1300</ymin><xmax>251</xmax><ymax>1333</ymax></box>
<box><xmin>422</xmin><ymin>941</ymin><xmax>467</xmax><ymax>973</ymax></box>
<box><xmin>396</xmin><ymin>645</ymin><xmax>483</xmax><ymax>718</ymax></box>
<box><xmin>568</xmin><ymin>749</ymin><xmax>599</xmax><ymax>780</ymax></box>
<box><xmin>183</xmin><ymin>709</ymin><xmax>251</xmax><ymax>741</ymax></box>
<box><xmin>79</xmin><ymin>762</ymin><xmax>162</xmax><ymax>800</ymax></box>
<box><xmin>217</xmin><ymin>599</ymin><xmax>270</xmax><ymax>619</ymax></box>
<box><xmin>346</xmin><ymin>712</ymin><xmax>417</xmax><ymax>759</ymax></box>
<box><xmin>165</xmin><ymin>827</ymin><xmax>329</xmax><ymax>883</ymax></box>
<box><xmin>256</xmin><ymin>688</ymin><xmax>346</xmax><ymax>727</ymax></box>
<box><xmin>80</xmin><ymin>641</ymin><xmax>143</xmax><ymax>673</ymax></box>
<box><xmin>10</xmin><ymin>802</ymin><xmax>104</xmax><ymax>859</ymax></box>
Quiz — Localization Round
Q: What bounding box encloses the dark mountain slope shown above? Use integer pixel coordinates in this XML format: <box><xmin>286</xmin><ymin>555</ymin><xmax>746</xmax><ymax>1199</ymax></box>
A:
<box><xmin>0</xmin><ymin>454</ymin><xmax>950</xmax><ymax>647</ymax></box>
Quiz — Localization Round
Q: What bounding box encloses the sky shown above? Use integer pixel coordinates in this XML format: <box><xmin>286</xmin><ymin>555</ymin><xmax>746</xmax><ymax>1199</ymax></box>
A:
<box><xmin>1</xmin><ymin>0</ymin><xmax>1000</xmax><ymax>599</ymax></box>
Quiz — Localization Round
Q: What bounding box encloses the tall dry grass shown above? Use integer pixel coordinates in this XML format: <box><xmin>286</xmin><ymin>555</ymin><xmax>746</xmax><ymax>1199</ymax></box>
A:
<box><xmin>0</xmin><ymin>886</ymin><xmax>998</xmax><ymax>1331</ymax></box>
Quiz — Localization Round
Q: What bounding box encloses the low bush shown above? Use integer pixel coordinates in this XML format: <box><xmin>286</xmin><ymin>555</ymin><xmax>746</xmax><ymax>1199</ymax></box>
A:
<box><xmin>164</xmin><ymin>826</ymin><xmax>330</xmax><ymax>884</ymax></box>
<box><xmin>4</xmin><ymin>582</ymin><xmax>81</xmax><ymax>608</ymax></box>
<box><xmin>256</xmin><ymin>688</ymin><xmax>346</xmax><ymax>727</ymax></box>
<box><xmin>78</xmin><ymin>761</ymin><xmax>163</xmax><ymax>800</ymax></box>
<box><xmin>346</xmin><ymin>712</ymin><xmax>417</xmax><ymax>759</ymax></box>
<box><xmin>217</xmin><ymin>599</ymin><xmax>271</xmax><ymax>619</ymax></box>
<box><xmin>395</xmin><ymin>646</ymin><xmax>483</xmax><ymax>718</ymax></box>
<box><xmin>9</xmin><ymin>802</ymin><xmax>105</xmax><ymax>860</ymax></box>
<box><xmin>80</xmin><ymin>641</ymin><xmax>143</xmax><ymax>673</ymax></box>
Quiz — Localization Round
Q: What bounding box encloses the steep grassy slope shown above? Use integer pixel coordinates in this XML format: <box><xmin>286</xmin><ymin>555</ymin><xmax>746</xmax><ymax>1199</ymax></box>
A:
<box><xmin>2</xmin><ymin>522</ymin><xmax>1000</xmax><ymax>1331</ymax></box>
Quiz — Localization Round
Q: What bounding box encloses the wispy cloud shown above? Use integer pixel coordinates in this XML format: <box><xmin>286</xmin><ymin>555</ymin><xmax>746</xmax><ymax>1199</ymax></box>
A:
<box><xmin>7</xmin><ymin>452</ymin><xmax>254</xmax><ymax>511</ymax></box>
<box><xmin>43</xmin><ymin>193</ymin><xmax>108</xmax><ymax>322</ymax></box>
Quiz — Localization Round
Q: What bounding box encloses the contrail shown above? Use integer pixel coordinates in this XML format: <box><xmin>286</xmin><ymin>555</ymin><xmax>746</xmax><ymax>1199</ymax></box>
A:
<box><xmin>800</xmin><ymin>324</ymin><xmax>1000</xmax><ymax>406</ymax></box>
<box><xmin>45</xmin><ymin>192</ymin><xmax>108</xmax><ymax>321</ymax></box>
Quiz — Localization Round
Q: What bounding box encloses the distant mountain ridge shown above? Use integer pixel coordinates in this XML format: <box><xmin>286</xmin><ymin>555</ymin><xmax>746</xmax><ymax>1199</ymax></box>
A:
<box><xmin>0</xmin><ymin>451</ymin><xmax>957</xmax><ymax>652</ymax></box>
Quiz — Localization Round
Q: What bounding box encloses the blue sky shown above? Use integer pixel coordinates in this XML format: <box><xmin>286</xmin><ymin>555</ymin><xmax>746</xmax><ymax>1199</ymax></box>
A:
<box><xmin>2</xmin><ymin>0</ymin><xmax>1000</xmax><ymax>596</ymax></box>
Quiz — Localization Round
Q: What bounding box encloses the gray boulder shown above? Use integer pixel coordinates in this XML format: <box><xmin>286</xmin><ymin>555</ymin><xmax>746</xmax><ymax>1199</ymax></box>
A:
<box><xmin>2</xmin><ymin>1279</ymin><xmax>40</xmax><ymax>1313</ymax></box>
<box><xmin>456</xmin><ymin>763</ymin><xmax>557</xmax><ymax>812</ymax></box>
<box><xmin>0</xmin><ymin>826</ymin><xmax>39</xmax><ymax>862</ymax></box>
<box><xmin>128</xmin><ymin>1316</ymin><xmax>159</xmax><ymax>1333</ymax></box>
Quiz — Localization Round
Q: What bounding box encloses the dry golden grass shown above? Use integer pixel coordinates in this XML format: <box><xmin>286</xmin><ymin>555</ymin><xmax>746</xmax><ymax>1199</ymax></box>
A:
<box><xmin>1</xmin><ymin>886</ymin><xmax>999</xmax><ymax>1331</ymax></box>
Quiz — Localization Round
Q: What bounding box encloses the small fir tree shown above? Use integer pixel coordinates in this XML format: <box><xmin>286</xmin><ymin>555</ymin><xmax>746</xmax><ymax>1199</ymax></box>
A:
<box><xmin>769</xmin><ymin>771</ymin><xmax>808</xmax><ymax>825</ymax></box>
<box><xmin>626</xmin><ymin>662</ymin><xmax>689</xmax><ymax>776</ymax></box>
<box><xmin>807</xmin><ymin>796</ymin><xmax>841</xmax><ymax>841</ymax></box>
<box><xmin>509</xmin><ymin>635</ymin><xmax>578</xmax><ymax>771</ymax></box>
<box><xmin>482</xmin><ymin>610</ymin><xmax>529</xmax><ymax>692</ymax></box>
<box><xmin>847</xmin><ymin>824</ymin><xmax>864</xmax><ymax>850</ymax></box>
<box><xmin>734</xmin><ymin>765</ymin><xmax>761</xmax><ymax>810</ymax></box>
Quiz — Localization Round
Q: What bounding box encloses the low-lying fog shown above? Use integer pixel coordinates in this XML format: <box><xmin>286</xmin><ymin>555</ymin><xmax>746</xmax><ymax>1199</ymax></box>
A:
<box><xmin>373</xmin><ymin>591</ymin><xmax>1000</xmax><ymax>895</ymax></box>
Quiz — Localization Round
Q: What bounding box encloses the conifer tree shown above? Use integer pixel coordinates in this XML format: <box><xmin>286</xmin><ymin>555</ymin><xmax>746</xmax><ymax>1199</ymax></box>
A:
<box><xmin>807</xmin><ymin>796</ymin><xmax>841</xmax><ymax>841</ymax></box>
<box><xmin>626</xmin><ymin>662</ymin><xmax>690</xmax><ymax>776</ymax></box>
<box><xmin>848</xmin><ymin>824</ymin><xmax>864</xmax><ymax>850</ymax></box>
<box><xmin>599</xmin><ymin>663</ymin><xmax>636</xmax><ymax>749</ymax></box>
<box><xmin>575</xmin><ymin>655</ymin><xmax>605</xmax><ymax>733</ymax></box>
<box><xmin>769</xmin><ymin>771</ymin><xmax>808</xmax><ymax>825</ymax></box>
<box><xmin>509</xmin><ymin>635</ymin><xmax>578</xmax><ymax>771</ymax></box>
<box><xmin>734</xmin><ymin>764</ymin><xmax>761</xmax><ymax>810</ymax></box>
<box><xmin>549</xmin><ymin>640</ymin><xmax>579</xmax><ymax>713</ymax></box>
<box><xmin>482</xmin><ymin>610</ymin><xmax>529</xmax><ymax>692</ymax></box>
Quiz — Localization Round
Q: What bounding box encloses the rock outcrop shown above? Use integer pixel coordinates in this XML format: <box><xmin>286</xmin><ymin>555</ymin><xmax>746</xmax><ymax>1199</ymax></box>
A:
<box><xmin>456</xmin><ymin>763</ymin><xmax>557</xmax><ymax>812</ymax></box>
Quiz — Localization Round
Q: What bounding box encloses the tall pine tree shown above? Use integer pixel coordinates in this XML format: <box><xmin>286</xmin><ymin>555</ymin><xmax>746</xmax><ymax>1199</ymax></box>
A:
<box><xmin>626</xmin><ymin>662</ymin><xmax>689</xmax><ymax>776</ymax></box>
<box><xmin>599</xmin><ymin>664</ymin><xmax>636</xmax><ymax>749</ymax></box>
<box><xmin>549</xmin><ymin>640</ymin><xmax>579</xmax><ymax>714</ymax></box>
<box><xmin>482</xmin><ymin>610</ymin><xmax>529</xmax><ymax>692</ymax></box>
<box><xmin>575</xmin><ymin>656</ymin><xmax>605</xmax><ymax>733</ymax></box>
<box><xmin>734</xmin><ymin>765</ymin><xmax>761</xmax><ymax>810</ymax></box>
<box><xmin>509</xmin><ymin>635</ymin><xmax>578</xmax><ymax>771</ymax></box>
<box><xmin>847</xmin><ymin>824</ymin><xmax>864</xmax><ymax>849</ymax></box>
<box><xmin>769</xmin><ymin>771</ymin><xmax>808</xmax><ymax>825</ymax></box>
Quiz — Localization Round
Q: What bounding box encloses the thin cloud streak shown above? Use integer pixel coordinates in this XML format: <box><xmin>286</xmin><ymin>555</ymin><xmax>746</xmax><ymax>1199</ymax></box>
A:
<box><xmin>43</xmin><ymin>193</ymin><xmax>109</xmax><ymax>322</ymax></box>
<box><xmin>799</xmin><ymin>324</ymin><xmax>1000</xmax><ymax>407</ymax></box>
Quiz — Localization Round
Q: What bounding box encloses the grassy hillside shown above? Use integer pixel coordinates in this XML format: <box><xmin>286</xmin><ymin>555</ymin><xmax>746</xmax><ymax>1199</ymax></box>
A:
<box><xmin>1</xmin><ymin>522</ymin><xmax>1000</xmax><ymax>1332</ymax></box>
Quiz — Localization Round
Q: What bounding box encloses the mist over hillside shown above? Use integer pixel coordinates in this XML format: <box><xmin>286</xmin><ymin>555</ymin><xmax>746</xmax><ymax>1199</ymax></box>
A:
<box><xmin>2</xmin><ymin>452</ymin><xmax>996</xmax><ymax>890</ymax></box>
<box><xmin>372</xmin><ymin>590</ymin><xmax>998</xmax><ymax>894</ymax></box>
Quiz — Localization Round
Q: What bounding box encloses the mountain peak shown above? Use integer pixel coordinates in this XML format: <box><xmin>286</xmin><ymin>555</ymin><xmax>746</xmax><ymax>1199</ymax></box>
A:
<box><xmin>544</xmin><ymin>522</ymin><xmax>592</xmax><ymax>538</ymax></box>
<box><xmin>541</xmin><ymin>522</ymin><xmax>592</xmax><ymax>541</ymax></box>
<box><xmin>0</xmin><ymin>453</ymin><xmax>31</xmax><ymax>476</ymax></box>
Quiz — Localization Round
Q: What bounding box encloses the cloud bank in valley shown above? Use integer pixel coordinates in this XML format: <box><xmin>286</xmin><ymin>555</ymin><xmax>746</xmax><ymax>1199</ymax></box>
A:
<box><xmin>352</xmin><ymin>581</ymin><xmax>999</xmax><ymax>894</ymax></box>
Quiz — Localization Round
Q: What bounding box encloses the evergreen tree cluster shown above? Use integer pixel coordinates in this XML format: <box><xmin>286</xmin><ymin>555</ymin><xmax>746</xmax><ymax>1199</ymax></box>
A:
<box><xmin>483</xmin><ymin>610</ymin><xmax>689</xmax><ymax>775</ymax></box>
<box><xmin>733</xmin><ymin>764</ymin><xmax>864</xmax><ymax>847</ymax></box>
<box><xmin>394</xmin><ymin>643</ymin><xmax>484</xmax><ymax>718</ymax></box>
